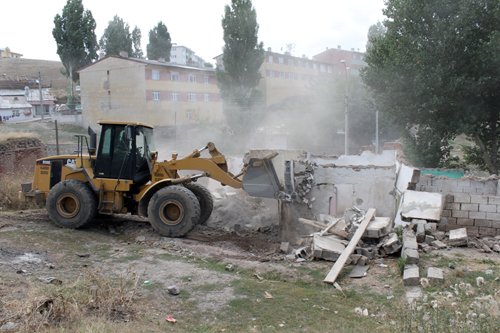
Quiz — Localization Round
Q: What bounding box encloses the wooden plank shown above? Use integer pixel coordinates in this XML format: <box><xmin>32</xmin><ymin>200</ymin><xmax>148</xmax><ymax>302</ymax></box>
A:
<box><xmin>320</xmin><ymin>218</ymin><xmax>341</xmax><ymax>236</ymax></box>
<box><xmin>298</xmin><ymin>217</ymin><xmax>348</xmax><ymax>239</ymax></box>
<box><xmin>323</xmin><ymin>208</ymin><xmax>376</xmax><ymax>284</ymax></box>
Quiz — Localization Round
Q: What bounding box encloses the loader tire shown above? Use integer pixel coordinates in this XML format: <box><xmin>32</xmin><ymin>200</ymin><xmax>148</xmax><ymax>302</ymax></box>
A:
<box><xmin>46</xmin><ymin>180</ymin><xmax>97</xmax><ymax>229</ymax></box>
<box><xmin>148</xmin><ymin>185</ymin><xmax>200</xmax><ymax>237</ymax></box>
<box><xmin>184</xmin><ymin>183</ymin><xmax>214</xmax><ymax>224</ymax></box>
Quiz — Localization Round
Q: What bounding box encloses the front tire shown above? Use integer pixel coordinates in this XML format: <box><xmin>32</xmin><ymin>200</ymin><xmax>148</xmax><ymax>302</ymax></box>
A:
<box><xmin>184</xmin><ymin>183</ymin><xmax>214</xmax><ymax>224</ymax></box>
<box><xmin>147</xmin><ymin>185</ymin><xmax>200</xmax><ymax>237</ymax></box>
<box><xmin>46</xmin><ymin>180</ymin><xmax>97</xmax><ymax>228</ymax></box>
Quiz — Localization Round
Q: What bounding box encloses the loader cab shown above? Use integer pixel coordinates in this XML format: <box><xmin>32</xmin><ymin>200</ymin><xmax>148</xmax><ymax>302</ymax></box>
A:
<box><xmin>94</xmin><ymin>122</ymin><xmax>155</xmax><ymax>186</ymax></box>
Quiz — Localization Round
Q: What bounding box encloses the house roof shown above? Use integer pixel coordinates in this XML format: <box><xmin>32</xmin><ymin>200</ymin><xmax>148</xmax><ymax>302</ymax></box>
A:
<box><xmin>0</xmin><ymin>96</ymin><xmax>32</xmax><ymax>109</ymax></box>
<box><xmin>79</xmin><ymin>55</ymin><xmax>216</xmax><ymax>73</ymax></box>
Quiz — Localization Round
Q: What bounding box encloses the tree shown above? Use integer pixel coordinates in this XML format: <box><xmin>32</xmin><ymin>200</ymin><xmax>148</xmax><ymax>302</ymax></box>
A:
<box><xmin>99</xmin><ymin>15</ymin><xmax>133</xmax><ymax>57</ymax></box>
<box><xmin>53</xmin><ymin>0</ymin><xmax>98</xmax><ymax>103</ymax></box>
<box><xmin>146</xmin><ymin>22</ymin><xmax>172</xmax><ymax>61</ymax></box>
<box><xmin>131</xmin><ymin>26</ymin><xmax>143</xmax><ymax>58</ymax></box>
<box><xmin>362</xmin><ymin>0</ymin><xmax>500</xmax><ymax>172</ymax></box>
<box><xmin>216</xmin><ymin>0</ymin><xmax>265</xmax><ymax>132</ymax></box>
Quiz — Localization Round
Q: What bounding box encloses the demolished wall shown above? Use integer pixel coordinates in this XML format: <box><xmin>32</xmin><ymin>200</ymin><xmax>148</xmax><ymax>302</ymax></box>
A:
<box><xmin>417</xmin><ymin>175</ymin><xmax>500</xmax><ymax>236</ymax></box>
<box><xmin>0</xmin><ymin>137</ymin><xmax>45</xmax><ymax>173</ymax></box>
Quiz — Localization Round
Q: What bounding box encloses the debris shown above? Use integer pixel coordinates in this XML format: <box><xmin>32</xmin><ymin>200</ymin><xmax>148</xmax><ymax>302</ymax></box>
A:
<box><xmin>415</xmin><ymin>221</ymin><xmax>426</xmax><ymax>243</ymax></box>
<box><xmin>424</xmin><ymin>235</ymin><xmax>435</xmax><ymax>244</ymax></box>
<box><xmin>0</xmin><ymin>322</ymin><xmax>17</xmax><ymax>331</ymax></box>
<box><xmin>16</xmin><ymin>269</ymin><xmax>27</xmax><ymax>274</ymax></box>
<box><xmin>403</xmin><ymin>265</ymin><xmax>420</xmax><ymax>286</ymax></box>
<box><xmin>405</xmin><ymin>286</ymin><xmax>423</xmax><ymax>305</ymax></box>
<box><xmin>349</xmin><ymin>265</ymin><xmax>369</xmax><ymax>278</ymax></box>
<box><xmin>420</xmin><ymin>277</ymin><xmax>429</xmax><ymax>288</ymax></box>
<box><xmin>354</xmin><ymin>307</ymin><xmax>369</xmax><ymax>316</ymax></box>
<box><xmin>298</xmin><ymin>217</ymin><xmax>348</xmax><ymax>238</ymax></box>
<box><xmin>143</xmin><ymin>280</ymin><xmax>152</xmax><ymax>286</ymax></box>
<box><xmin>295</xmin><ymin>246</ymin><xmax>312</xmax><ymax>259</ymax></box>
<box><xmin>476</xmin><ymin>277</ymin><xmax>485</xmax><ymax>287</ymax></box>
<box><xmin>424</xmin><ymin>223</ymin><xmax>437</xmax><ymax>235</ymax></box>
<box><xmin>427</xmin><ymin>267</ymin><xmax>444</xmax><ymax>283</ymax></box>
<box><xmin>264</xmin><ymin>291</ymin><xmax>273</xmax><ymax>299</ymax></box>
<box><xmin>167</xmin><ymin>285</ymin><xmax>180</xmax><ymax>296</ymax></box>
<box><xmin>135</xmin><ymin>235</ymin><xmax>146</xmax><ymax>243</ymax></box>
<box><xmin>493</xmin><ymin>244</ymin><xmax>500</xmax><ymax>253</ymax></box>
<box><xmin>324</xmin><ymin>208</ymin><xmax>376</xmax><ymax>284</ymax></box>
<box><xmin>448</xmin><ymin>228</ymin><xmax>468</xmax><ymax>247</ymax></box>
<box><xmin>357</xmin><ymin>255</ymin><xmax>369</xmax><ymax>266</ymax></box>
<box><xmin>381</xmin><ymin>233</ymin><xmax>402</xmax><ymax>254</ymax></box>
<box><xmin>312</xmin><ymin>234</ymin><xmax>345</xmax><ymax>261</ymax></box>
<box><xmin>364</xmin><ymin>217</ymin><xmax>393</xmax><ymax>238</ymax></box>
<box><xmin>165</xmin><ymin>315</ymin><xmax>177</xmax><ymax>323</ymax></box>
<box><xmin>254</xmin><ymin>273</ymin><xmax>264</xmax><ymax>281</ymax></box>
<box><xmin>279</xmin><ymin>242</ymin><xmax>290</xmax><ymax>253</ymax></box>
<box><xmin>431</xmin><ymin>240</ymin><xmax>447</xmax><ymax>249</ymax></box>
<box><xmin>37</xmin><ymin>276</ymin><xmax>62</xmax><ymax>285</ymax></box>
<box><xmin>225</xmin><ymin>263</ymin><xmax>235</xmax><ymax>272</ymax></box>
<box><xmin>75</xmin><ymin>253</ymin><xmax>90</xmax><ymax>258</ymax></box>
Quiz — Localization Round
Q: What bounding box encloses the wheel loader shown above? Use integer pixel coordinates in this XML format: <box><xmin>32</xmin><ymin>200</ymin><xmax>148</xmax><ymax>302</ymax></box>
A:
<box><xmin>20</xmin><ymin>120</ymin><xmax>283</xmax><ymax>237</ymax></box>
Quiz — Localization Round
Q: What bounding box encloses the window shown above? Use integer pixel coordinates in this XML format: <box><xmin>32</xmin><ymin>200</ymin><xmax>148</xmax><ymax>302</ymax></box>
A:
<box><xmin>204</xmin><ymin>75</ymin><xmax>209</xmax><ymax>84</ymax></box>
<box><xmin>170</xmin><ymin>72</ymin><xmax>179</xmax><ymax>81</ymax></box>
<box><xmin>171</xmin><ymin>92</ymin><xmax>179</xmax><ymax>102</ymax></box>
<box><xmin>152</xmin><ymin>69</ymin><xmax>160</xmax><ymax>80</ymax></box>
<box><xmin>188</xmin><ymin>74</ymin><xmax>196</xmax><ymax>83</ymax></box>
<box><xmin>278</xmin><ymin>57</ymin><xmax>284</xmax><ymax>64</ymax></box>
<box><xmin>152</xmin><ymin>91</ymin><xmax>160</xmax><ymax>101</ymax></box>
<box><xmin>188</xmin><ymin>93</ymin><xmax>197</xmax><ymax>102</ymax></box>
<box><xmin>268</xmin><ymin>55</ymin><xmax>273</xmax><ymax>63</ymax></box>
<box><xmin>204</xmin><ymin>93</ymin><xmax>210</xmax><ymax>102</ymax></box>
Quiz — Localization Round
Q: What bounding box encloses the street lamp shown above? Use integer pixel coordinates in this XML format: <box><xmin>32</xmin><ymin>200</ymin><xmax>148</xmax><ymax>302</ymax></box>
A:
<box><xmin>340</xmin><ymin>60</ymin><xmax>349</xmax><ymax>155</ymax></box>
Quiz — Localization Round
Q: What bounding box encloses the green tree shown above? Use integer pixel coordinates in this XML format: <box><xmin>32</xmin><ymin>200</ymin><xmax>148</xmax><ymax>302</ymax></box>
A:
<box><xmin>216</xmin><ymin>0</ymin><xmax>265</xmax><ymax>132</ymax></box>
<box><xmin>131</xmin><ymin>26</ymin><xmax>143</xmax><ymax>58</ymax></box>
<box><xmin>362</xmin><ymin>0</ymin><xmax>500</xmax><ymax>172</ymax></box>
<box><xmin>146</xmin><ymin>22</ymin><xmax>171</xmax><ymax>61</ymax></box>
<box><xmin>53</xmin><ymin>0</ymin><xmax>98</xmax><ymax>103</ymax></box>
<box><xmin>99</xmin><ymin>15</ymin><xmax>133</xmax><ymax>56</ymax></box>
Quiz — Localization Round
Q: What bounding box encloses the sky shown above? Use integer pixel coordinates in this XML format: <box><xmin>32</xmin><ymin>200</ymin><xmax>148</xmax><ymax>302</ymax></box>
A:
<box><xmin>0</xmin><ymin>0</ymin><xmax>386</xmax><ymax>63</ymax></box>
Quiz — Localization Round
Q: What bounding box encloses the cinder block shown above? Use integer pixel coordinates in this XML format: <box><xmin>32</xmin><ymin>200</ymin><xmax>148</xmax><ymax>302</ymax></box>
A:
<box><xmin>491</xmin><ymin>220</ymin><xmax>500</xmax><ymax>229</ymax></box>
<box><xmin>489</xmin><ymin>196</ymin><xmax>500</xmax><ymax>205</ymax></box>
<box><xmin>486</xmin><ymin>212</ymin><xmax>500</xmax><ymax>220</ymax></box>
<box><xmin>469</xmin><ymin>211</ymin><xmax>486</xmax><ymax>219</ymax></box>
<box><xmin>454</xmin><ymin>193</ymin><xmax>471</xmax><ymax>203</ymax></box>
<box><xmin>479</xmin><ymin>227</ymin><xmax>496</xmax><ymax>237</ymax></box>
<box><xmin>456</xmin><ymin>218</ymin><xmax>474</xmax><ymax>226</ymax></box>
<box><xmin>449</xmin><ymin>228</ymin><xmax>468</xmax><ymax>246</ymax></box>
<box><xmin>445</xmin><ymin>203</ymin><xmax>460</xmax><ymax>210</ymax></box>
<box><xmin>461</xmin><ymin>203</ymin><xmax>479</xmax><ymax>211</ymax></box>
<box><xmin>479</xmin><ymin>204</ymin><xmax>497</xmax><ymax>213</ymax></box>
<box><xmin>441</xmin><ymin>209</ymin><xmax>451</xmax><ymax>217</ymax></box>
<box><xmin>427</xmin><ymin>267</ymin><xmax>444</xmax><ymax>283</ymax></box>
<box><xmin>467</xmin><ymin>226</ymin><xmax>479</xmax><ymax>237</ymax></box>
<box><xmin>403</xmin><ymin>265</ymin><xmax>420</xmax><ymax>286</ymax></box>
<box><xmin>470</xmin><ymin>195</ymin><xmax>489</xmax><ymax>204</ymax></box>
<box><xmin>445</xmin><ymin>194</ymin><xmax>454</xmax><ymax>203</ymax></box>
<box><xmin>452</xmin><ymin>210</ymin><xmax>469</xmax><ymax>218</ymax></box>
<box><xmin>474</xmin><ymin>219</ymin><xmax>492</xmax><ymax>227</ymax></box>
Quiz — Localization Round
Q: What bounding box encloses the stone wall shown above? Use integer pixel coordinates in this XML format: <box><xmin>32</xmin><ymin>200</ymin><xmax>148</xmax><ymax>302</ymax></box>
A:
<box><xmin>0</xmin><ymin>137</ymin><xmax>45</xmax><ymax>173</ymax></box>
<box><xmin>417</xmin><ymin>175</ymin><xmax>500</xmax><ymax>236</ymax></box>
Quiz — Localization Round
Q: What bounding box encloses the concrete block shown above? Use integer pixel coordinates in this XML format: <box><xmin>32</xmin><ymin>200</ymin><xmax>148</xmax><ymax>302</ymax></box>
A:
<box><xmin>431</xmin><ymin>240</ymin><xmax>447</xmax><ymax>249</ymax></box>
<box><xmin>424</xmin><ymin>235</ymin><xmax>435</xmax><ymax>244</ymax></box>
<box><xmin>479</xmin><ymin>204</ymin><xmax>497</xmax><ymax>213</ymax></box>
<box><xmin>452</xmin><ymin>210</ymin><xmax>469</xmax><ymax>218</ymax></box>
<box><xmin>469</xmin><ymin>211</ymin><xmax>486</xmax><ymax>219</ymax></box>
<box><xmin>448</xmin><ymin>228</ymin><xmax>468</xmax><ymax>246</ymax></box>
<box><xmin>486</xmin><ymin>212</ymin><xmax>500</xmax><ymax>220</ymax></box>
<box><xmin>474</xmin><ymin>219</ymin><xmax>492</xmax><ymax>228</ymax></box>
<box><xmin>402</xmin><ymin>247</ymin><xmax>419</xmax><ymax>264</ymax></box>
<box><xmin>382</xmin><ymin>233</ymin><xmax>402</xmax><ymax>254</ymax></box>
<box><xmin>479</xmin><ymin>227</ymin><xmax>496</xmax><ymax>237</ymax></box>
<box><xmin>445</xmin><ymin>203</ymin><xmax>460</xmax><ymax>210</ymax></box>
<box><xmin>434</xmin><ymin>231</ymin><xmax>445</xmax><ymax>240</ymax></box>
<box><xmin>427</xmin><ymin>267</ymin><xmax>444</xmax><ymax>283</ymax></box>
<box><xmin>456</xmin><ymin>218</ymin><xmax>474</xmax><ymax>226</ymax></box>
<box><xmin>403</xmin><ymin>265</ymin><xmax>420</xmax><ymax>286</ymax></box>
<box><xmin>416</xmin><ymin>222</ymin><xmax>426</xmax><ymax>243</ymax></box>
<box><xmin>488</xmin><ymin>196</ymin><xmax>500</xmax><ymax>205</ymax></box>
<box><xmin>461</xmin><ymin>203</ymin><xmax>479</xmax><ymax>211</ymax></box>
<box><xmin>444</xmin><ymin>194</ymin><xmax>454</xmax><ymax>203</ymax></box>
<box><xmin>470</xmin><ymin>195</ymin><xmax>489</xmax><ymax>204</ymax></box>
<box><xmin>364</xmin><ymin>217</ymin><xmax>392</xmax><ymax>238</ymax></box>
<box><xmin>441</xmin><ymin>209</ymin><xmax>451</xmax><ymax>217</ymax></box>
<box><xmin>467</xmin><ymin>226</ymin><xmax>479</xmax><ymax>237</ymax></box>
<box><xmin>280</xmin><ymin>242</ymin><xmax>290</xmax><ymax>253</ymax></box>
<box><xmin>454</xmin><ymin>193</ymin><xmax>471</xmax><ymax>203</ymax></box>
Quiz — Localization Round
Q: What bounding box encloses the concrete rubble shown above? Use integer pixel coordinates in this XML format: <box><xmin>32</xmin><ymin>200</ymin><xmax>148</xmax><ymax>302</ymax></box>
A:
<box><xmin>448</xmin><ymin>228</ymin><xmax>468</xmax><ymax>246</ymax></box>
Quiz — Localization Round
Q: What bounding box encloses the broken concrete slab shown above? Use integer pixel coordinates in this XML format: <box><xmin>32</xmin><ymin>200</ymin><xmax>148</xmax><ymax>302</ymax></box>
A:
<box><xmin>313</xmin><ymin>234</ymin><xmax>346</xmax><ymax>261</ymax></box>
<box><xmin>349</xmin><ymin>265</ymin><xmax>369</xmax><ymax>278</ymax></box>
<box><xmin>448</xmin><ymin>228</ymin><xmax>468</xmax><ymax>247</ymax></box>
<box><xmin>405</xmin><ymin>286</ymin><xmax>423</xmax><ymax>305</ymax></box>
<box><xmin>280</xmin><ymin>242</ymin><xmax>290</xmax><ymax>253</ymax></box>
<box><xmin>424</xmin><ymin>235</ymin><xmax>436</xmax><ymax>244</ymax></box>
<box><xmin>416</xmin><ymin>221</ymin><xmax>426</xmax><ymax>243</ymax></box>
<box><xmin>364</xmin><ymin>217</ymin><xmax>393</xmax><ymax>238</ymax></box>
<box><xmin>403</xmin><ymin>265</ymin><xmax>420</xmax><ymax>286</ymax></box>
<box><xmin>400</xmin><ymin>190</ymin><xmax>443</xmax><ymax>222</ymax></box>
<box><xmin>424</xmin><ymin>223</ymin><xmax>437</xmax><ymax>235</ymax></box>
<box><xmin>431</xmin><ymin>240</ymin><xmax>447</xmax><ymax>249</ymax></box>
<box><xmin>381</xmin><ymin>233</ymin><xmax>402</xmax><ymax>254</ymax></box>
<box><xmin>427</xmin><ymin>267</ymin><xmax>444</xmax><ymax>283</ymax></box>
<box><xmin>402</xmin><ymin>247</ymin><xmax>419</xmax><ymax>264</ymax></box>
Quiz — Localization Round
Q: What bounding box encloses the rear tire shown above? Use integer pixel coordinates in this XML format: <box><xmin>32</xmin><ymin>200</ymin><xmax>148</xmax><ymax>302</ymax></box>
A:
<box><xmin>147</xmin><ymin>185</ymin><xmax>200</xmax><ymax>237</ymax></box>
<box><xmin>184</xmin><ymin>183</ymin><xmax>214</xmax><ymax>224</ymax></box>
<box><xmin>46</xmin><ymin>180</ymin><xmax>97</xmax><ymax>229</ymax></box>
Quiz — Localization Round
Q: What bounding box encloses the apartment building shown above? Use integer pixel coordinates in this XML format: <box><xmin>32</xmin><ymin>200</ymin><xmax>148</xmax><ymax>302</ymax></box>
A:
<box><xmin>313</xmin><ymin>46</ymin><xmax>366</xmax><ymax>75</ymax></box>
<box><xmin>170</xmin><ymin>45</ymin><xmax>206</xmax><ymax>68</ymax></box>
<box><xmin>79</xmin><ymin>55</ymin><xmax>222</xmax><ymax>128</ymax></box>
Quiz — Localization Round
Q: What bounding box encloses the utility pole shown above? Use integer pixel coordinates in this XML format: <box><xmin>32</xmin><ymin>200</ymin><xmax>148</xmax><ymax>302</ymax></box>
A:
<box><xmin>340</xmin><ymin>60</ymin><xmax>349</xmax><ymax>155</ymax></box>
<box><xmin>38</xmin><ymin>71</ymin><xmax>44</xmax><ymax>120</ymax></box>
<box><xmin>375</xmin><ymin>110</ymin><xmax>379</xmax><ymax>154</ymax></box>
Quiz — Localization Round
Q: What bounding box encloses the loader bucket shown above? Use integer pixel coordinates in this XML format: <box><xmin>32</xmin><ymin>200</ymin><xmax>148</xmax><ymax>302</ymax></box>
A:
<box><xmin>242</xmin><ymin>152</ymin><xmax>282</xmax><ymax>199</ymax></box>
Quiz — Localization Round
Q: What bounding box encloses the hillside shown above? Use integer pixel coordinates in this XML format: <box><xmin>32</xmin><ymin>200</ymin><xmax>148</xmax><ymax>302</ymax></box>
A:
<box><xmin>0</xmin><ymin>57</ymin><xmax>67</xmax><ymax>90</ymax></box>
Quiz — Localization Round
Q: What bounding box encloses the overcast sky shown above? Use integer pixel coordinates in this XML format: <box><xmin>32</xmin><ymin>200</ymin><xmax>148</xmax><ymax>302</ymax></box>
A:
<box><xmin>1</xmin><ymin>0</ymin><xmax>386</xmax><ymax>63</ymax></box>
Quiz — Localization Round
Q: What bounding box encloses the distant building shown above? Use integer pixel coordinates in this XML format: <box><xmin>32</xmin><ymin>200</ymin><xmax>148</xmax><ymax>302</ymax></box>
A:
<box><xmin>79</xmin><ymin>55</ymin><xmax>222</xmax><ymax>128</ymax></box>
<box><xmin>170</xmin><ymin>45</ymin><xmax>207</xmax><ymax>68</ymax></box>
<box><xmin>214</xmin><ymin>49</ymin><xmax>336</xmax><ymax>108</ymax></box>
<box><xmin>0</xmin><ymin>47</ymin><xmax>22</xmax><ymax>59</ymax></box>
<box><xmin>26</xmin><ymin>87</ymin><xmax>56</xmax><ymax>116</ymax></box>
<box><xmin>313</xmin><ymin>46</ymin><xmax>366</xmax><ymax>75</ymax></box>
<box><xmin>0</xmin><ymin>89</ymin><xmax>32</xmax><ymax>122</ymax></box>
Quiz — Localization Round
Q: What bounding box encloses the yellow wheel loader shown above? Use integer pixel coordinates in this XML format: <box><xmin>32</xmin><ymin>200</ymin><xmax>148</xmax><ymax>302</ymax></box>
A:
<box><xmin>20</xmin><ymin>121</ymin><xmax>283</xmax><ymax>237</ymax></box>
